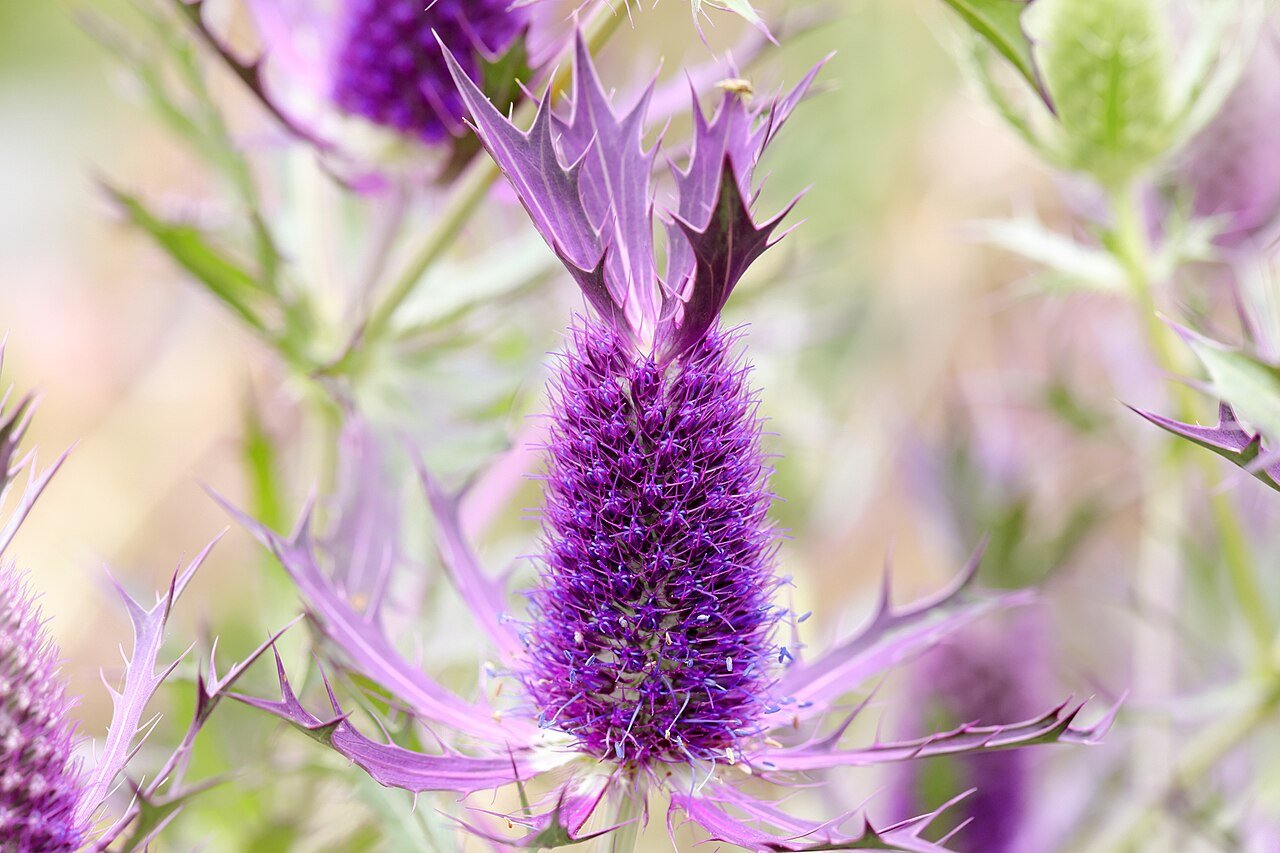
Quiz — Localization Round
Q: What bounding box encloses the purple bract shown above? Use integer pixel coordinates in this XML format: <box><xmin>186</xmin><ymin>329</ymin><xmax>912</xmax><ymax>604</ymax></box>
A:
<box><xmin>440</xmin><ymin>30</ymin><xmax>819</xmax><ymax>360</ymax></box>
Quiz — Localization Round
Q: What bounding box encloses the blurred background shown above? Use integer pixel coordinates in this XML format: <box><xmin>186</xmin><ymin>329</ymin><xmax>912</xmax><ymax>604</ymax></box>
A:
<box><xmin>3</xmin><ymin>0</ymin><xmax>1273</xmax><ymax>849</ymax></box>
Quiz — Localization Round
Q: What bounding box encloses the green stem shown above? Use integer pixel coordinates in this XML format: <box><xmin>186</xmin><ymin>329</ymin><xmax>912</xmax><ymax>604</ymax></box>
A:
<box><xmin>362</xmin><ymin>150</ymin><xmax>503</xmax><ymax>343</ymax></box>
<box><xmin>360</xmin><ymin>8</ymin><xmax>626</xmax><ymax>345</ymax></box>
<box><xmin>1108</xmin><ymin>184</ymin><xmax>1273</xmax><ymax>658</ymax></box>
<box><xmin>600</xmin><ymin>776</ymin><xmax>646</xmax><ymax>853</ymax></box>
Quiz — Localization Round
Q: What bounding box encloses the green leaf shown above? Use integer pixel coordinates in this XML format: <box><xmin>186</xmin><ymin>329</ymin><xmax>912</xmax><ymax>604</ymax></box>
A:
<box><xmin>1182</xmin><ymin>328</ymin><xmax>1280</xmax><ymax>440</ymax></box>
<box><xmin>105</xmin><ymin>183</ymin><xmax>270</xmax><ymax>335</ymax></box>
<box><xmin>971</xmin><ymin>217</ymin><xmax>1128</xmax><ymax>293</ymax></box>
<box><xmin>242</xmin><ymin>397</ymin><xmax>285</xmax><ymax>532</ymax></box>
<box><xmin>939</xmin><ymin>0</ymin><xmax>1052</xmax><ymax>108</ymax></box>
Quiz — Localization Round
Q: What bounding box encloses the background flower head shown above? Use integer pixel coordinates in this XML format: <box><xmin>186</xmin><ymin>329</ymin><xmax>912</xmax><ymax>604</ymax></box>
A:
<box><xmin>0</xmin><ymin>568</ymin><xmax>87</xmax><ymax>852</ymax></box>
<box><xmin>1182</xmin><ymin>26</ymin><xmax>1280</xmax><ymax>247</ymax></box>
<box><xmin>329</xmin><ymin>0</ymin><xmax>529</xmax><ymax>142</ymax></box>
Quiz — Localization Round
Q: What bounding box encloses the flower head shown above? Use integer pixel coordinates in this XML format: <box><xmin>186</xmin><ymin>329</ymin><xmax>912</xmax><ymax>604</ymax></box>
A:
<box><xmin>168</xmin><ymin>0</ymin><xmax>547</xmax><ymax>182</ymax></box>
<box><xmin>330</xmin><ymin>0</ymin><xmax>528</xmax><ymax>141</ymax></box>
<box><xmin>0</xmin><ymin>356</ymin><xmax>86</xmax><ymax>848</ymax></box>
<box><xmin>1182</xmin><ymin>29</ymin><xmax>1280</xmax><ymax>246</ymax></box>
<box><xmin>0</xmin><ymin>569</ymin><xmax>87</xmax><ymax>851</ymax></box>
<box><xmin>526</xmin><ymin>322</ymin><xmax>780</xmax><ymax>766</ymax></box>
<box><xmin>229</xmin><ymin>35</ymin><xmax>1117</xmax><ymax>851</ymax></box>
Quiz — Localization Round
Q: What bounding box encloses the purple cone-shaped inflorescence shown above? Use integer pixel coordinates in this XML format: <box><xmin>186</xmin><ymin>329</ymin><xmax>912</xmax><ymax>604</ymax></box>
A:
<box><xmin>0</xmin><ymin>569</ymin><xmax>87</xmax><ymax>851</ymax></box>
<box><xmin>331</xmin><ymin>0</ymin><xmax>527</xmax><ymax>141</ymax></box>
<box><xmin>1183</xmin><ymin>30</ymin><xmax>1280</xmax><ymax>246</ymax></box>
<box><xmin>524</xmin><ymin>321</ymin><xmax>781</xmax><ymax>765</ymax></box>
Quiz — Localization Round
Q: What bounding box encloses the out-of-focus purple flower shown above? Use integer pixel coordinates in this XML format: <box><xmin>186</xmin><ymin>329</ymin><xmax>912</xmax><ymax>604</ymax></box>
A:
<box><xmin>227</xmin><ymin>36</ymin><xmax>1117</xmax><ymax>851</ymax></box>
<box><xmin>0</xmin><ymin>349</ymin><xmax>282</xmax><ymax>849</ymax></box>
<box><xmin>1182</xmin><ymin>30</ymin><xmax>1280</xmax><ymax>247</ymax></box>
<box><xmin>0</xmin><ymin>569</ymin><xmax>88</xmax><ymax>851</ymax></box>
<box><xmin>889</xmin><ymin>617</ymin><xmax>1046</xmax><ymax>852</ymax></box>
<box><xmin>330</xmin><ymin>0</ymin><xmax>528</xmax><ymax>142</ymax></box>
<box><xmin>230</xmin><ymin>0</ymin><xmax>542</xmax><ymax>166</ymax></box>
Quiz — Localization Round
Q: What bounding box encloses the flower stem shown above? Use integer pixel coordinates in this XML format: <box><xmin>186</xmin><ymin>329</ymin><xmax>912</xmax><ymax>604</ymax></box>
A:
<box><xmin>601</xmin><ymin>775</ymin><xmax>647</xmax><ymax>853</ymax></box>
<box><xmin>1108</xmin><ymin>183</ymin><xmax>1273</xmax><ymax>659</ymax></box>
<box><xmin>360</xmin><ymin>8</ymin><xmax>627</xmax><ymax>346</ymax></box>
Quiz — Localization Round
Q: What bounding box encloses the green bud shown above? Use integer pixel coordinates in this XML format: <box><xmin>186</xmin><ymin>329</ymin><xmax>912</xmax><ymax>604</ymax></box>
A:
<box><xmin>1037</xmin><ymin>0</ymin><xmax>1175</xmax><ymax>187</ymax></box>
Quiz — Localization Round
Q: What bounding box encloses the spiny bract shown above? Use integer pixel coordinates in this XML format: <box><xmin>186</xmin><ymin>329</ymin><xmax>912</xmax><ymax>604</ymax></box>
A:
<box><xmin>525</xmin><ymin>321</ymin><xmax>782</xmax><ymax>766</ymax></box>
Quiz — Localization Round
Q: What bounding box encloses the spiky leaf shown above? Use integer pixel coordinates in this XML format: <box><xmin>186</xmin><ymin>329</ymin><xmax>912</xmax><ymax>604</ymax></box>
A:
<box><xmin>1178</xmin><ymin>326</ymin><xmax>1280</xmax><ymax>441</ymax></box>
<box><xmin>105</xmin><ymin>184</ymin><xmax>268</xmax><ymax>334</ymax></box>
<box><xmin>938</xmin><ymin>0</ymin><xmax>1052</xmax><ymax>108</ymax></box>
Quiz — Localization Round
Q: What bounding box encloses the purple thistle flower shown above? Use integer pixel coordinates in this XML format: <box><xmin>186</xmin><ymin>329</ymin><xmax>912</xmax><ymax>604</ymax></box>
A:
<box><xmin>0</xmin><ymin>352</ymin><xmax>84</xmax><ymax>849</ymax></box>
<box><xmin>1182</xmin><ymin>29</ymin><xmax>1280</xmax><ymax>247</ymax></box>
<box><xmin>227</xmin><ymin>35</ymin><xmax>1118</xmax><ymax>851</ymax></box>
<box><xmin>330</xmin><ymin>0</ymin><xmax>528</xmax><ymax>142</ymax></box>
<box><xmin>525</xmin><ymin>321</ymin><xmax>780</xmax><ymax>766</ymax></box>
<box><xmin>0</xmin><ymin>570</ymin><xmax>88</xmax><ymax>851</ymax></box>
<box><xmin>0</xmin><ymin>349</ymin><xmax>279</xmax><ymax>849</ymax></box>
<box><xmin>889</xmin><ymin>618</ymin><xmax>1046</xmax><ymax>853</ymax></box>
<box><xmin>0</xmin><ymin>359</ymin><xmax>85</xmax><ymax>849</ymax></box>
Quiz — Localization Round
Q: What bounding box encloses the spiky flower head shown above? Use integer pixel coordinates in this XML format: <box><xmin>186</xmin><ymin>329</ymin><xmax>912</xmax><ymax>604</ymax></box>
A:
<box><xmin>436</xmin><ymin>29</ymin><xmax>821</xmax><ymax>767</ymax></box>
<box><xmin>331</xmin><ymin>0</ymin><xmax>528</xmax><ymax>142</ymax></box>
<box><xmin>0</xmin><ymin>354</ymin><xmax>84</xmax><ymax>848</ymax></box>
<box><xmin>0</xmin><ymin>351</ymin><xmax>240</xmax><ymax>849</ymax></box>
<box><xmin>526</xmin><ymin>321</ymin><xmax>781</xmax><ymax>765</ymax></box>
<box><xmin>0</xmin><ymin>571</ymin><xmax>87</xmax><ymax>850</ymax></box>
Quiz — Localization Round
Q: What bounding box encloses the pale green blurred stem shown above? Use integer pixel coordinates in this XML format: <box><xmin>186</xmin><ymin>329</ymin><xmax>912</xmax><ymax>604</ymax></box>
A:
<box><xmin>601</xmin><ymin>776</ymin><xmax>646</xmax><ymax>853</ymax></box>
<box><xmin>1099</xmin><ymin>677</ymin><xmax>1280</xmax><ymax>851</ymax></box>
<box><xmin>360</xmin><ymin>8</ymin><xmax>627</xmax><ymax>346</ymax></box>
<box><xmin>1108</xmin><ymin>183</ymin><xmax>1273</xmax><ymax>658</ymax></box>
